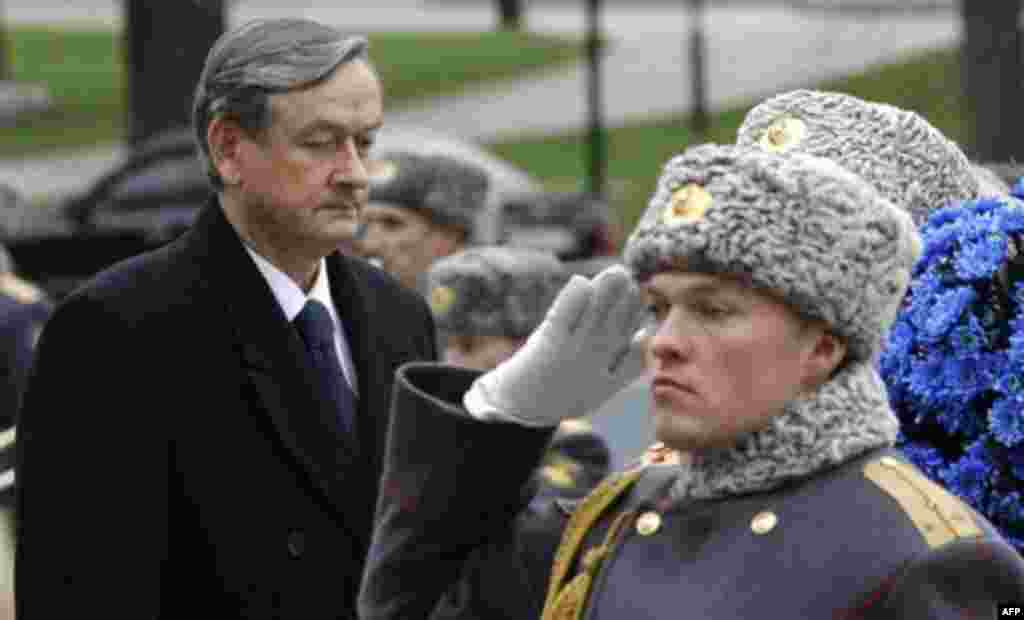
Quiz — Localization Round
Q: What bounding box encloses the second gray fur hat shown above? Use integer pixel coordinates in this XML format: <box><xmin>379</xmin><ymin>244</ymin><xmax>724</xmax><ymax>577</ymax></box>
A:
<box><xmin>368</xmin><ymin>151</ymin><xmax>490</xmax><ymax>236</ymax></box>
<box><xmin>425</xmin><ymin>245</ymin><xmax>570</xmax><ymax>339</ymax></box>
<box><xmin>736</xmin><ymin>90</ymin><xmax>978</xmax><ymax>226</ymax></box>
<box><xmin>623</xmin><ymin>143</ymin><xmax>921</xmax><ymax>362</ymax></box>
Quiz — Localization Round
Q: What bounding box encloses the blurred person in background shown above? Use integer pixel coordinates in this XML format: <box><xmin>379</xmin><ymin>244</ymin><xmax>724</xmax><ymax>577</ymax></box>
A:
<box><xmin>0</xmin><ymin>244</ymin><xmax>51</xmax><ymax>426</ymax></box>
<box><xmin>357</xmin><ymin>151</ymin><xmax>489</xmax><ymax>292</ymax></box>
<box><xmin>16</xmin><ymin>18</ymin><xmax>437</xmax><ymax>619</ymax></box>
<box><xmin>0</xmin><ymin>242</ymin><xmax>47</xmax><ymax>619</ymax></box>
<box><xmin>425</xmin><ymin>245</ymin><xmax>610</xmax><ymax>499</ymax></box>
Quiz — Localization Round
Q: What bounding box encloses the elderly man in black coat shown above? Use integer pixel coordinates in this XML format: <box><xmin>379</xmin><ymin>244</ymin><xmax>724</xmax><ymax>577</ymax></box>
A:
<box><xmin>15</xmin><ymin>18</ymin><xmax>436</xmax><ymax>619</ymax></box>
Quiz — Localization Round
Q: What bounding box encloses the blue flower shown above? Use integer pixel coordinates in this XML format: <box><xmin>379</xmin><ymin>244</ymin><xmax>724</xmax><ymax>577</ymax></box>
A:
<box><xmin>880</xmin><ymin>195</ymin><xmax>1024</xmax><ymax>553</ymax></box>
<box><xmin>949</xmin><ymin>314</ymin><xmax>988</xmax><ymax>359</ymax></box>
<box><xmin>900</xmin><ymin>441</ymin><xmax>947</xmax><ymax>480</ymax></box>
<box><xmin>955</xmin><ymin>232</ymin><xmax>1006</xmax><ymax>281</ymax></box>
<box><xmin>940</xmin><ymin>446</ymin><xmax>993</xmax><ymax>506</ymax></box>
<box><xmin>915</xmin><ymin>286</ymin><xmax>976</xmax><ymax>344</ymax></box>
<box><xmin>1006</xmin><ymin>447</ymin><xmax>1024</xmax><ymax>481</ymax></box>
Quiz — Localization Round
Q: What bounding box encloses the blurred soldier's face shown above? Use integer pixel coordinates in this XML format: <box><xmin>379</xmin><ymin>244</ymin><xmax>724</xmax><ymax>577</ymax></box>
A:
<box><xmin>442</xmin><ymin>334</ymin><xmax>525</xmax><ymax>371</ymax></box>
<box><xmin>211</xmin><ymin>60</ymin><xmax>382</xmax><ymax>263</ymax></box>
<box><xmin>359</xmin><ymin>203</ymin><xmax>462</xmax><ymax>290</ymax></box>
<box><xmin>640</xmin><ymin>272</ymin><xmax>844</xmax><ymax>453</ymax></box>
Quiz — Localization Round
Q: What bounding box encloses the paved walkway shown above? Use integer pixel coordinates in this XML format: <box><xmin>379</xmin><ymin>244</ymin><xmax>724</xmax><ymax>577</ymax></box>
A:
<box><xmin>2</xmin><ymin>0</ymin><xmax>959</xmax><ymax>200</ymax></box>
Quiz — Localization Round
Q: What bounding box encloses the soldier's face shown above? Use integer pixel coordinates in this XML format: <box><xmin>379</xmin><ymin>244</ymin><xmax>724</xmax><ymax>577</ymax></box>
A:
<box><xmin>211</xmin><ymin>60</ymin><xmax>382</xmax><ymax>260</ymax></box>
<box><xmin>359</xmin><ymin>203</ymin><xmax>462</xmax><ymax>290</ymax></box>
<box><xmin>641</xmin><ymin>272</ymin><xmax>838</xmax><ymax>452</ymax></box>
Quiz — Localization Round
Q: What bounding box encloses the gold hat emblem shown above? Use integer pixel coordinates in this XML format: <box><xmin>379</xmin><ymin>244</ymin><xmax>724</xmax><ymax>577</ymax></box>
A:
<box><xmin>429</xmin><ymin>285</ymin><xmax>456</xmax><ymax>316</ymax></box>
<box><xmin>636</xmin><ymin>511</ymin><xmax>662</xmax><ymax>536</ymax></box>
<box><xmin>751</xmin><ymin>511</ymin><xmax>778</xmax><ymax>535</ymax></box>
<box><xmin>759</xmin><ymin>116</ymin><xmax>807</xmax><ymax>153</ymax></box>
<box><xmin>541</xmin><ymin>463</ymin><xmax>576</xmax><ymax>489</ymax></box>
<box><xmin>367</xmin><ymin>158</ymin><xmax>398</xmax><ymax>184</ymax></box>
<box><xmin>660</xmin><ymin>183</ymin><xmax>712</xmax><ymax>225</ymax></box>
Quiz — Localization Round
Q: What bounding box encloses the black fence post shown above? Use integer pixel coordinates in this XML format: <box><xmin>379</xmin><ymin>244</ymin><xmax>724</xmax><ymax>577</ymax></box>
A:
<box><xmin>585</xmin><ymin>0</ymin><xmax>606</xmax><ymax>199</ymax></box>
<box><xmin>688</xmin><ymin>0</ymin><xmax>709</xmax><ymax>142</ymax></box>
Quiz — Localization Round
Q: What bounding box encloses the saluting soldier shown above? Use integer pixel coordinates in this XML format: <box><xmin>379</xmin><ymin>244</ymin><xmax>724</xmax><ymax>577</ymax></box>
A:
<box><xmin>425</xmin><ymin>245</ymin><xmax>610</xmax><ymax>499</ymax></box>
<box><xmin>359</xmin><ymin>143</ymin><xmax>1024</xmax><ymax>620</ymax></box>
<box><xmin>357</xmin><ymin>151</ymin><xmax>489</xmax><ymax>292</ymax></box>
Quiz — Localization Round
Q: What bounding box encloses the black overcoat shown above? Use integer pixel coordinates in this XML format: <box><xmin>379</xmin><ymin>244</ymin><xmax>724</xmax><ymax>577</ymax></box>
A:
<box><xmin>15</xmin><ymin>200</ymin><xmax>437</xmax><ymax>619</ymax></box>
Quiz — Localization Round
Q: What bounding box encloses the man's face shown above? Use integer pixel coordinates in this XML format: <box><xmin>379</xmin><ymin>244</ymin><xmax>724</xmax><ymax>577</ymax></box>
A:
<box><xmin>218</xmin><ymin>60</ymin><xmax>383</xmax><ymax>259</ymax></box>
<box><xmin>442</xmin><ymin>334</ymin><xmax>525</xmax><ymax>371</ymax></box>
<box><xmin>640</xmin><ymin>272</ymin><xmax>826</xmax><ymax>453</ymax></box>
<box><xmin>359</xmin><ymin>202</ymin><xmax>461</xmax><ymax>290</ymax></box>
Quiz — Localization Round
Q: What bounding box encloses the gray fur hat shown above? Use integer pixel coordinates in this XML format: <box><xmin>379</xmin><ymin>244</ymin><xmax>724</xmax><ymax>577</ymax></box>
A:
<box><xmin>368</xmin><ymin>151</ymin><xmax>490</xmax><ymax>236</ymax></box>
<box><xmin>623</xmin><ymin>143</ymin><xmax>922</xmax><ymax>361</ymax></box>
<box><xmin>498</xmin><ymin>191</ymin><xmax>620</xmax><ymax>260</ymax></box>
<box><xmin>425</xmin><ymin>245</ymin><xmax>570</xmax><ymax>339</ymax></box>
<box><xmin>736</xmin><ymin>90</ymin><xmax>978</xmax><ymax>225</ymax></box>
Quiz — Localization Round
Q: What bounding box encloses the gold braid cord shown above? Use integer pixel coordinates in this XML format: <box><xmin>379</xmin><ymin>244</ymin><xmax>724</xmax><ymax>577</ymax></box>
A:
<box><xmin>540</xmin><ymin>469</ymin><xmax>645</xmax><ymax>620</ymax></box>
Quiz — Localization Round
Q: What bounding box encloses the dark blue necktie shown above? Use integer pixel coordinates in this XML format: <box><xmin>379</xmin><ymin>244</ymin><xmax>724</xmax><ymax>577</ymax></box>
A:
<box><xmin>294</xmin><ymin>299</ymin><xmax>358</xmax><ymax>443</ymax></box>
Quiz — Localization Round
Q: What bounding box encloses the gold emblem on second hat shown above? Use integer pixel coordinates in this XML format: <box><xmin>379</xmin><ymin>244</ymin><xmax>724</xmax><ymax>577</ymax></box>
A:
<box><xmin>429</xmin><ymin>286</ymin><xmax>456</xmax><ymax>315</ymax></box>
<box><xmin>636</xmin><ymin>511</ymin><xmax>662</xmax><ymax>536</ymax></box>
<box><xmin>751</xmin><ymin>511</ymin><xmax>778</xmax><ymax>535</ymax></box>
<box><xmin>661</xmin><ymin>183</ymin><xmax>712</xmax><ymax>225</ymax></box>
<box><xmin>759</xmin><ymin>116</ymin><xmax>806</xmax><ymax>153</ymax></box>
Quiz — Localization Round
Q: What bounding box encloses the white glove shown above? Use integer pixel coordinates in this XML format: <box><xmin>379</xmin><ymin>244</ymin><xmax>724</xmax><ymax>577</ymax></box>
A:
<box><xmin>464</xmin><ymin>264</ymin><xmax>649</xmax><ymax>427</ymax></box>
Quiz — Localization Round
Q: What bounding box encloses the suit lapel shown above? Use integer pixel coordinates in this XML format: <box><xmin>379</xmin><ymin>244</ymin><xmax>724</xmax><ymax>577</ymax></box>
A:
<box><xmin>187</xmin><ymin>202</ymin><xmax>369</xmax><ymax>542</ymax></box>
<box><xmin>326</xmin><ymin>255</ymin><xmax>390</xmax><ymax>504</ymax></box>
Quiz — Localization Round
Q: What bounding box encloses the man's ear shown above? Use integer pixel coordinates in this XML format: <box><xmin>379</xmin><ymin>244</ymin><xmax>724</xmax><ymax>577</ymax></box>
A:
<box><xmin>802</xmin><ymin>327</ymin><xmax>847</xmax><ymax>392</ymax></box>
<box><xmin>206</xmin><ymin>117</ymin><xmax>246</xmax><ymax>185</ymax></box>
<box><xmin>429</xmin><ymin>225</ymin><xmax>464</xmax><ymax>259</ymax></box>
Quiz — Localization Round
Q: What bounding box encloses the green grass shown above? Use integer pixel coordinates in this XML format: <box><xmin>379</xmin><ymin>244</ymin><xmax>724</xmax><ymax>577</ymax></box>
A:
<box><xmin>370</xmin><ymin>31</ymin><xmax>583</xmax><ymax>105</ymax></box>
<box><xmin>2</xmin><ymin>26</ymin><xmax>584</xmax><ymax>158</ymax></box>
<box><xmin>489</xmin><ymin>47</ymin><xmax>964</xmax><ymax>232</ymax></box>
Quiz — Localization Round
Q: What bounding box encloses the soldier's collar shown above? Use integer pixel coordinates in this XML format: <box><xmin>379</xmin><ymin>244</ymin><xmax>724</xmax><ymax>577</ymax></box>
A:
<box><xmin>669</xmin><ymin>360</ymin><xmax>898</xmax><ymax>503</ymax></box>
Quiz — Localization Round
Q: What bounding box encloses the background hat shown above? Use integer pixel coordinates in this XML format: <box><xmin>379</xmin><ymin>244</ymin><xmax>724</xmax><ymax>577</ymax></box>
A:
<box><xmin>425</xmin><ymin>245</ymin><xmax>569</xmax><ymax>339</ymax></box>
<box><xmin>970</xmin><ymin>162</ymin><xmax>1012</xmax><ymax>197</ymax></box>
<box><xmin>367</xmin><ymin>151</ymin><xmax>489</xmax><ymax>237</ymax></box>
<box><xmin>623</xmin><ymin>143</ymin><xmax>921</xmax><ymax>361</ymax></box>
<box><xmin>498</xmin><ymin>191</ymin><xmax>622</xmax><ymax>261</ymax></box>
<box><xmin>973</xmin><ymin>162</ymin><xmax>1024</xmax><ymax>193</ymax></box>
<box><xmin>736</xmin><ymin>90</ymin><xmax>978</xmax><ymax>226</ymax></box>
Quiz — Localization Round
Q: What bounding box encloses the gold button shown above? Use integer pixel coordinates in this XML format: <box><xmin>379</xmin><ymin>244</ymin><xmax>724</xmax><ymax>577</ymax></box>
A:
<box><xmin>751</xmin><ymin>511</ymin><xmax>778</xmax><ymax>535</ymax></box>
<box><xmin>879</xmin><ymin>456</ymin><xmax>900</xmax><ymax>468</ymax></box>
<box><xmin>636</xmin><ymin>511</ymin><xmax>662</xmax><ymax>536</ymax></box>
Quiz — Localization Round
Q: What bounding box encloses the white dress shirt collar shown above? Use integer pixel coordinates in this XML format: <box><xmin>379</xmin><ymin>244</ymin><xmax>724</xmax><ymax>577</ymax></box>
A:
<box><xmin>242</xmin><ymin>245</ymin><xmax>358</xmax><ymax>394</ymax></box>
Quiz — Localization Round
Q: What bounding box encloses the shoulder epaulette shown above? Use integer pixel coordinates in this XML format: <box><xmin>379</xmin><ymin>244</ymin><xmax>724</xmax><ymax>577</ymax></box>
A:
<box><xmin>864</xmin><ymin>455</ymin><xmax>982</xmax><ymax>549</ymax></box>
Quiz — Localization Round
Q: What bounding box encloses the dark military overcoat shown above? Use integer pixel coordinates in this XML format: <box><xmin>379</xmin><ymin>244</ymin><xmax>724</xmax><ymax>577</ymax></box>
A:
<box><xmin>360</xmin><ymin>363</ymin><xmax>1024</xmax><ymax>620</ymax></box>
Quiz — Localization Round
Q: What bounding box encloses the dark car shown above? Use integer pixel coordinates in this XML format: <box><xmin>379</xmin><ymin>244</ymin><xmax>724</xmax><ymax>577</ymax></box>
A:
<box><xmin>0</xmin><ymin>129</ymin><xmax>209</xmax><ymax>300</ymax></box>
<box><xmin>1</xmin><ymin>126</ymin><xmax>544</xmax><ymax>301</ymax></box>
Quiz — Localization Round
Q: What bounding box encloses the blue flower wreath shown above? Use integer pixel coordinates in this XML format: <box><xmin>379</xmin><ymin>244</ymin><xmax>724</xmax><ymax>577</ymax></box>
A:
<box><xmin>879</xmin><ymin>181</ymin><xmax>1024</xmax><ymax>552</ymax></box>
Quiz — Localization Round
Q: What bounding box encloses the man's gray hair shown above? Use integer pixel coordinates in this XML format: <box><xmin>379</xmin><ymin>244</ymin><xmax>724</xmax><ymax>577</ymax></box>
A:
<box><xmin>192</xmin><ymin>18</ymin><xmax>371</xmax><ymax>189</ymax></box>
